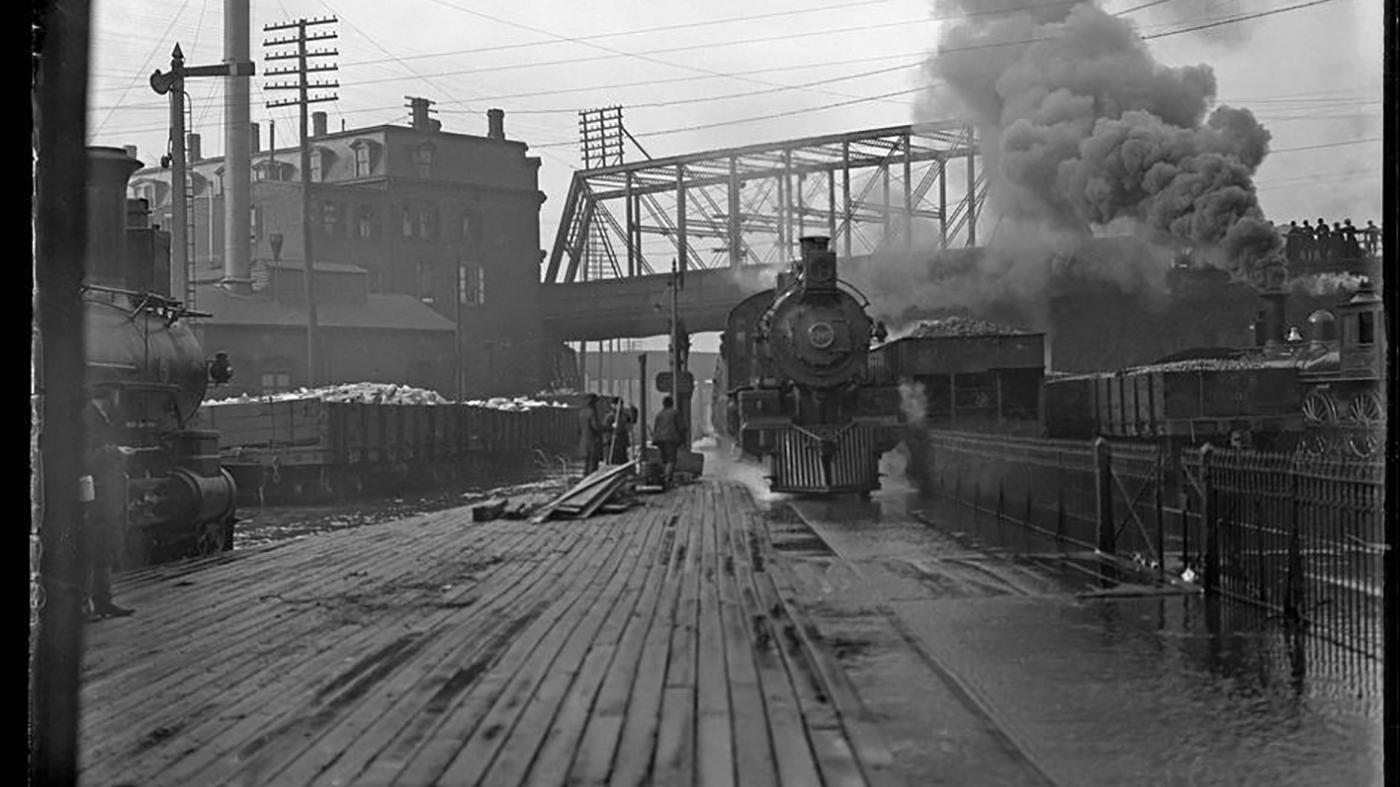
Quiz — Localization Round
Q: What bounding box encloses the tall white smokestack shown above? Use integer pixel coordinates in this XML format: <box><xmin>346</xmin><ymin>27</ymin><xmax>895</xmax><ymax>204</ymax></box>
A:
<box><xmin>222</xmin><ymin>0</ymin><xmax>253</xmax><ymax>293</ymax></box>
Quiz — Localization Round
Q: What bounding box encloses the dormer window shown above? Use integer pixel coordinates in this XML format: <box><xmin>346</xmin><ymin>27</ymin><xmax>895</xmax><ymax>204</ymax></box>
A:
<box><xmin>350</xmin><ymin>138</ymin><xmax>380</xmax><ymax>178</ymax></box>
<box><xmin>413</xmin><ymin>142</ymin><xmax>435</xmax><ymax>179</ymax></box>
<box><xmin>308</xmin><ymin>147</ymin><xmax>333</xmax><ymax>183</ymax></box>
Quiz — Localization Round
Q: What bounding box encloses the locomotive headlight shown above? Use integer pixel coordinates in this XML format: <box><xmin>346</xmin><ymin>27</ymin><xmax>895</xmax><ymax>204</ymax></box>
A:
<box><xmin>208</xmin><ymin>351</ymin><xmax>233</xmax><ymax>385</ymax></box>
<box><xmin>808</xmin><ymin>322</ymin><xmax>836</xmax><ymax>349</ymax></box>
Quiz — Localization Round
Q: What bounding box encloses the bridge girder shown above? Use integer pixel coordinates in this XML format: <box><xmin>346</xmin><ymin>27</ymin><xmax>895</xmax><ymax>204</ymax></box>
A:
<box><xmin>545</xmin><ymin>121</ymin><xmax>984</xmax><ymax>284</ymax></box>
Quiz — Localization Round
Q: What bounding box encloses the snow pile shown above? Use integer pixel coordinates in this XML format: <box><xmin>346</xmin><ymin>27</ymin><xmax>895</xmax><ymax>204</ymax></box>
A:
<box><xmin>207</xmin><ymin>382</ymin><xmax>450</xmax><ymax>405</ymax></box>
<box><xmin>462</xmin><ymin>396</ymin><xmax>570</xmax><ymax>411</ymax></box>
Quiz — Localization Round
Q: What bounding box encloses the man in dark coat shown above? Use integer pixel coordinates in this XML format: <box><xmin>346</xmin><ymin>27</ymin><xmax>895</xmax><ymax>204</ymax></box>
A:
<box><xmin>651</xmin><ymin>395</ymin><xmax>683</xmax><ymax>488</ymax></box>
<box><xmin>577</xmin><ymin>393</ymin><xmax>603</xmax><ymax>475</ymax></box>
<box><xmin>81</xmin><ymin>384</ymin><xmax>136</xmax><ymax>620</ymax></box>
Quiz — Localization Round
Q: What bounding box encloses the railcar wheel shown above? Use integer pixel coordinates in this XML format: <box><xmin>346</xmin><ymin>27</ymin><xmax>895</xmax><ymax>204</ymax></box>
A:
<box><xmin>1301</xmin><ymin>390</ymin><xmax>1338</xmax><ymax>425</ymax></box>
<box><xmin>1347</xmin><ymin>391</ymin><xmax>1385</xmax><ymax>426</ymax></box>
<box><xmin>1347</xmin><ymin>431</ymin><xmax>1382</xmax><ymax>459</ymax></box>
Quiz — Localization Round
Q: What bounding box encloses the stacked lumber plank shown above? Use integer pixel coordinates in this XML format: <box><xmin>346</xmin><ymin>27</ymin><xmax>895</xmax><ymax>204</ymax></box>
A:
<box><xmin>532</xmin><ymin>463</ymin><xmax>638</xmax><ymax>523</ymax></box>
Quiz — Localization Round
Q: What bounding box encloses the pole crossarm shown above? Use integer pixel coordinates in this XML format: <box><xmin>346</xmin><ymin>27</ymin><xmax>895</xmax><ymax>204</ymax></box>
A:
<box><xmin>545</xmin><ymin>121</ymin><xmax>980</xmax><ymax>284</ymax></box>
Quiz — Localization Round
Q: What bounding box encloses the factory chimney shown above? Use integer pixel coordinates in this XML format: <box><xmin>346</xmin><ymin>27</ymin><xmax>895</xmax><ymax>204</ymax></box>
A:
<box><xmin>487</xmin><ymin>108</ymin><xmax>505</xmax><ymax>141</ymax></box>
<box><xmin>221</xmin><ymin>0</ymin><xmax>253</xmax><ymax>294</ymax></box>
<box><xmin>250</xmin><ymin>123</ymin><xmax>261</xmax><ymax>154</ymax></box>
<box><xmin>312</xmin><ymin>111</ymin><xmax>328</xmax><ymax>137</ymax></box>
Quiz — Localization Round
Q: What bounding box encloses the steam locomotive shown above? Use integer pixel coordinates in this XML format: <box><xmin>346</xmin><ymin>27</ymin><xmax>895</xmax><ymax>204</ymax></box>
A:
<box><xmin>714</xmin><ymin>237</ymin><xmax>902</xmax><ymax>495</ymax></box>
<box><xmin>81</xmin><ymin>147</ymin><xmax>238</xmax><ymax>567</ymax></box>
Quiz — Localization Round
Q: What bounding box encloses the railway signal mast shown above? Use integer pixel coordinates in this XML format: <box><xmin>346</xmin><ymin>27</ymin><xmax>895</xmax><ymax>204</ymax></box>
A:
<box><xmin>263</xmin><ymin>16</ymin><xmax>338</xmax><ymax>387</ymax></box>
<box><xmin>149</xmin><ymin>45</ymin><xmax>256</xmax><ymax>306</ymax></box>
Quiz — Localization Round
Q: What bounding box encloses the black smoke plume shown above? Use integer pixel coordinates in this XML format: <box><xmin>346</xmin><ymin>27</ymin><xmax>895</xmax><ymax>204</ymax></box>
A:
<box><xmin>923</xmin><ymin>0</ymin><xmax>1285</xmax><ymax>288</ymax></box>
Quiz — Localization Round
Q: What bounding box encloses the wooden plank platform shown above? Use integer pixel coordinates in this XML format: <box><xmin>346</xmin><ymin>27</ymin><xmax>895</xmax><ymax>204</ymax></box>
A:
<box><xmin>79</xmin><ymin>479</ymin><xmax>903</xmax><ymax>787</ymax></box>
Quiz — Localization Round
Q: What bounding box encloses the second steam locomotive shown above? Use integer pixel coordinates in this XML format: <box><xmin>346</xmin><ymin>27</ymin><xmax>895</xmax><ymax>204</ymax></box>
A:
<box><xmin>714</xmin><ymin>237</ymin><xmax>901</xmax><ymax>496</ymax></box>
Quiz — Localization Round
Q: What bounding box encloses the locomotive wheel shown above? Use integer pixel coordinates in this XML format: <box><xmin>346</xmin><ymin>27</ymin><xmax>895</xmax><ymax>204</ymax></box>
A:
<box><xmin>1347</xmin><ymin>391</ymin><xmax>1385</xmax><ymax>426</ymax></box>
<box><xmin>1301</xmin><ymin>390</ymin><xmax>1338</xmax><ymax>425</ymax></box>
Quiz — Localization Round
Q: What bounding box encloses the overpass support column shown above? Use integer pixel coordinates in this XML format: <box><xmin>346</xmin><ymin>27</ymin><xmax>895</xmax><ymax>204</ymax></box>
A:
<box><xmin>676</xmin><ymin>165</ymin><xmax>687</xmax><ymax>280</ymax></box>
<box><xmin>903</xmin><ymin>132</ymin><xmax>913</xmax><ymax>251</ymax></box>
<box><xmin>967</xmin><ymin>130</ymin><xmax>977</xmax><ymax>247</ymax></box>
<box><xmin>625</xmin><ymin>170</ymin><xmax>635</xmax><ymax>277</ymax></box>
<box><xmin>939</xmin><ymin>153</ymin><xmax>948</xmax><ymax>248</ymax></box>
<box><xmin>827</xmin><ymin>167</ymin><xmax>836</xmax><ymax>242</ymax></box>
<box><xmin>842</xmin><ymin>140</ymin><xmax>852</xmax><ymax>259</ymax></box>
<box><xmin>727</xmin><ymin>156</ymin><xmax>741</xmax><ymax>268</ymax></box>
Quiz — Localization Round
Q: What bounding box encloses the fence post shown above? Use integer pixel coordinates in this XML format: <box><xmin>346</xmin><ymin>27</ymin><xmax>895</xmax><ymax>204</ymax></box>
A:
<box><xmin>1155</xmin><ymin>448</ymin><xmax>1165</xmax><ymax>582</ymax></box>
<box><xmin>1284</xmin><ymin>461</ymin><xmax>1303</xmax><ymax>623</ymax></box>
<box><xmin>1094</xmin><ymin>437</ymin><xmax>1115</xmax><ymax>556</ymax></box>
<box><xmin>1201</xmin><ymin>444</ymin><xmax>1218</xmax><ymax>591</ymax></box>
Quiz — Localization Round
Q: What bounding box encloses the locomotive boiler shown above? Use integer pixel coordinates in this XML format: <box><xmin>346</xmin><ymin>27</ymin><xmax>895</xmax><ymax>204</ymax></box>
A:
<box><xmin>716</xmin><ymin>236</ymin><xmax>901</xmax><ymax>495</ymax></box>
<box><xmin>81</xmin><ymin>147</ymin><xmax>238</xmax><ymax>567</ymax></box>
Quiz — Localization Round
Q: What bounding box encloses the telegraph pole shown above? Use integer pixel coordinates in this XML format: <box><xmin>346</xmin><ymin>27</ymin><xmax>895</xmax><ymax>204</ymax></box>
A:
<box><xmin>264</xmin><ymin>16</ymin><xmax>338</xmax><ymax>387</ymax></box>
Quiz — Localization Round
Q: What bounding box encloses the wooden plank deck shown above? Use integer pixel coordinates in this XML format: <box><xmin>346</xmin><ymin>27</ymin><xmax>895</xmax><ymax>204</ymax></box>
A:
<box><xmin>79</xmin><ymin>479</ymin><xmax>903</xmax><ymax>787</ymax></box>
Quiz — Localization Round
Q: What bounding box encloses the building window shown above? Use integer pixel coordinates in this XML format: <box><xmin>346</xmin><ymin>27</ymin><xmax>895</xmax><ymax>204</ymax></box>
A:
<box><xmin>414</xmin><ymin>145</ymin><xmax>434</xmax><ymax>178</ymax></box>
<box><xmin>460</xmin><ymin>262</ymin><xmax>485</xmax><ymax>306</ymax></box>
<box><xmin>401</xmin><ymin>204</ymin><xmax>414</xmax><ymax>238</ymax></box>
<box><xmin>418</xmin><ymin>205</ymin><xmax>439</xmax><ymax>240</ymax></box>
<box><xmin>260</xmin><ymin>358</ymin><xmax>295</xmax><ymax>394</ymax></box>
<box><xmin>357</xmin><ymin>205</ymin><xmax>378</xmax><ymax>239</ymax></box>
<box><xmin>309</xmin><ymin>151</ymin><xmax>323</xmax><ymax>183</ymax></box>
<box><xmin>417</xmin><ymin>261</ymin><xmax>435</xmax><ymax>304</ymax></box>
<box><xmin>251</xmin><ymin>205</ymin><xmax>263</xmax><ymax>241</ymax></box>
<box><xmin>460</xmin><ymin>212</ymin><xmax>474</xmax><ymax>244</ymax></box>
<box><xmin>355</xmin><ymin>145</ymin><xmax>371</xmax><ymax>177</ymax></box>
<box><xmin>322</xmin><ymin>201</ymin><xmax>341</xmax><ymax>237</ymax></box>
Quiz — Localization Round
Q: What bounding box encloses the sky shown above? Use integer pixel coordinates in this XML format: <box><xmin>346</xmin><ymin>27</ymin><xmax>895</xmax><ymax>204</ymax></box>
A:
<box><xmin>82</xmin><ymin>0</ymin><xmax>1385</xmax><ymax>352</ymax></box>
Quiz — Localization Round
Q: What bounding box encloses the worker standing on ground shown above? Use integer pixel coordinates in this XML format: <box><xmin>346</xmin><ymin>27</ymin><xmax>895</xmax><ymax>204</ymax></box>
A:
<box><xmin>652</xmin><ymin>395</ymin><xmax>683</xmax><ymax>489</ymax></box>
<box><xmin>81</xmin><ymin>383</ymin><xmax>137</xmax><ymax>620</ymax></box>
<box><xmin>577</xmin><ymin>393</ymin><xmax>603</xmax><ymax>476</ymax></box>
<box><xmin>608</xmin><ymin>400</ymin><xmax>633</xmax><ymax>465</ymax></box>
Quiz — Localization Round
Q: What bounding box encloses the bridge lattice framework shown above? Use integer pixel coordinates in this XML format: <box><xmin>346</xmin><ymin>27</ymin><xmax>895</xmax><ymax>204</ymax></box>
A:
<box><xmin>544</xmin><ymin>121</ymin><xmax>985</xmax><ymax>284</ymax></box>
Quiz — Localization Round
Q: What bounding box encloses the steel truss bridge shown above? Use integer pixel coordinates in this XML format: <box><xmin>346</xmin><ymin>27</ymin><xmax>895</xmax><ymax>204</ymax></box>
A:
<box><xmin>543</xmin><ymin>122</ymin><xmax>984</xmax><ymax>287</ymax></box>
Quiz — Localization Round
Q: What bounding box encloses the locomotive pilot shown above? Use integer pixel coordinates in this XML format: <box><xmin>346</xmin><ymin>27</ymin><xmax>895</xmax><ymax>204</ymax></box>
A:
<box><xmin>81</xmin><ymin>383</ymin><xmax>137</xmax><ymax>620</ymax></box>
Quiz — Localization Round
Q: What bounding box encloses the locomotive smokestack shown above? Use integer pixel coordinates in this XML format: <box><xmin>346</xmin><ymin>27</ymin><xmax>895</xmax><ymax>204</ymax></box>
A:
<box><xmin>86</xmin><ymin>147</ymin><xmax>143</xmax><ymax>287</ymax></box>
<box><xmin>799</xmin><ymin>236</ymin><xmax>830</xmax><ymax>258</ymax></box>
<box><xmin>1261</xmin><ymin>290</ymin><xmax>1288</xmax><ymax>346</ymax></box>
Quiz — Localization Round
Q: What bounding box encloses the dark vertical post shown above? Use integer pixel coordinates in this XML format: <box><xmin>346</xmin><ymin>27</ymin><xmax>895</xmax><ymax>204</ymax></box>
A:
<box><xmin>33</xmin><ymin>2</ymin><xmax>91</xmax><ymax>782</ymax></box>
<box><xmin>676</xmin><ymin>165</ymin><xmax>687</xmax><ymax>281</ymax></box>
<box><xmin>639</xmin><ymin>353</ymin><xmax>649</xmax><ymax>457</ymax></box>
<box><xmin>841</xmin><ymin>141</ymin><xmax>852</xmax><ymax>260</ymax></box>
<box><xmin>948</xmin><ymin>373</ymin><xmax>957</xmax><ymax>424</ymax></box>
<box><xmin>826</xmin><ymin>168</ymin><xmax>836</xmax><ymax>243</ymax></box>
<box><xmin>1095</xmin><ymin>437</ymin><xmax>1115</xmax><ymax>556</ymax></box>
<box><xmin>727</xmin><ymin>157</ymin><xmax>740</xmax><ymax>269</ymax></box>
<box><xmin>297</xmin><ymin>20</ymin><xmax>319</xmax><ymax>387</ymax></box>
<box><xmin>938</xmin><ymin>154</ymin><xmax>948</xmax><ymax>248</ymax></box>
<box><xmin>966</xmin><ymin>129</ymin><xmax>977</xmax><ymax>247</ymax></box>
<box><xmin>1284</xmin><ymin>461</ymin><xmax>1302</xmax><ymax>622</ymax></box>
<box><xmin>454</xmin><ymin>259</ymin><xmax>462</xmax><ymax>401</ymax></box>
<box><xmin>1155</xmin><ymin>451</ymin><xmax>1165</xmax><ymax>582</ymax></box>
<box><xmin>903</xmin><ymin>132</ymin><xmax>913</xmax><ymax>251</ymax></box>
<box><xmin>1201</xmin><ymin>445</ymin><xmax>1218</xmax><ymax>591</ymax></box>
<box><xmin>625</xmin><ymin>170</ymin><xmax>635</xmax><ymax>277</ymax></box>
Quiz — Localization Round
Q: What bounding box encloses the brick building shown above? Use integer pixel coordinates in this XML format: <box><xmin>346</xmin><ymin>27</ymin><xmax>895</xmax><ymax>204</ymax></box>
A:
<box><xmin>127</xmin><ymin>99</ymin><xmax>552</xmax><ymax>397</ymax></box>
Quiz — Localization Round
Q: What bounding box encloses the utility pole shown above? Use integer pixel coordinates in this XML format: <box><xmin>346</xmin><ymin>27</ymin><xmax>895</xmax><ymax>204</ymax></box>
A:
<box><xmin>150</xmin><ymin>45</ymin><xmax>255</xmax><ymax>304</ymax></box>
<box><xmin>264</xmin><ymin>16</ymin><xmax>338</xmax><ymax>387</ymax></box>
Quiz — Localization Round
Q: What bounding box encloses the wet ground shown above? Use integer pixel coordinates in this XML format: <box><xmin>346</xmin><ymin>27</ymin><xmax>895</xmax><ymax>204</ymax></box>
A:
<box><xmin>761</xmin><ymin>469</ymin><xmax>1383</xmax><ymax>787</ymax></box>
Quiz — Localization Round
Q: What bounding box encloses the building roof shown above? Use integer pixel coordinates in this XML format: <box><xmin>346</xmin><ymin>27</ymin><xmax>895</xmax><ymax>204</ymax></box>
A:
<box><xmin>267</xmin><ymin>261</ymin><xmax>368</xmax><ymax>274</ymax></box>
<box><xmin>193</xmin><ymin>285</ymin><xmax>455</xmax><ymax>332</ymax></box>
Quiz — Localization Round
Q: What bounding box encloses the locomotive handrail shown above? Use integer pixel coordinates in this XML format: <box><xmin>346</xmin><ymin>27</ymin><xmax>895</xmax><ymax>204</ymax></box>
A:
<box><xmin>81</xmin><ymin>283</ymin><xmax>213</xmax><ymax>320</ymax></box>
<box><xmin>836</xmin><ymin>280</ymin><xmax>871</xmax><ymax>308</ymax></box>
